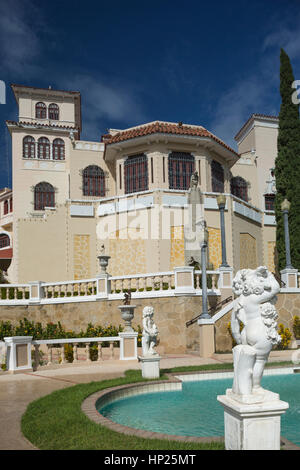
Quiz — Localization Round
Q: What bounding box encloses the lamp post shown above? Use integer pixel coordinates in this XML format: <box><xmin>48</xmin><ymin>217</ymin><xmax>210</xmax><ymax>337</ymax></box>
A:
<box><xmin>217</xmin><ymin>194</ymin><xmax>229</xmax><ymax>268</ymax></box>
<box><xmin>281</xmin><ymin>199</ymin><xmax>293</xmax><ymax>269</ymax></box>
<box><xmin>199</xmin><ymin>226</ymin><xmax>211</xmax><ymax>319</ymax></box>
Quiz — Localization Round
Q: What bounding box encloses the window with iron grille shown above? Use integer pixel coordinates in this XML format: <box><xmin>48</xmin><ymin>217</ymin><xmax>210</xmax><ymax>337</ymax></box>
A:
<box><xmin>34</xmin><ymin>182</ymin><xmax>55</xmax><ymax>210</ymax></box>
<box><xmin>0</xmin><ymin>234</ymin><xmax>10</xmax><ymax>249</ymax></box>
<box><xmin>265</xmin><ymin>195</ymin><xmax>275</xmax><ymax>211</ymax></box>
<box><xmin>53</xmin><ymin>138</ymin><xmax>65</xmax><ymax>160</ymax></box>
<box><xmin>48</xmin><ymin>103</ymin><xmax>59</xmax><ymax>120</ymax></box>
<box><xmin>211</xmin><ymin>160</ymin><xmax>224</xmax><ymax>193</ymax></box>
<box><xmin>38</xmin><ymin>137</ymin><xmax>50</xmax><ymax>159</ymax></box>
<box><xmin>168</xmin><ymin>152</ymin><xmax>195</xmax><ymax>190</ymax></box>
<box><xmin>35</xmin><ymin>102</ymin><xmax>47</xmax><ymax>119</ymax></box>
<box><xmin>23</xmin><ymin>136</ymin><xmax>35</xmax><ymax>159</ymax></box>
<box><xmin>124</xmin><ymin>154</ymin><xmax>148</xmax><ymax>194</ymax></box>
<box><xmin>83</xmin><ymin>165</ymin><xmax>105</xmax><ymax>196</ymax></box>
<box><xmin>230</xmin><ymin>176</ymin><xmax>248</xmax><ymax>201</ymax></box>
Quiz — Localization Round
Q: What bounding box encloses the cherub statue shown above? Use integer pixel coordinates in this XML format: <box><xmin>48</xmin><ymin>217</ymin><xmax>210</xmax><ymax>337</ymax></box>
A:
<box><xmin>142</xmin><ymin>306</ymin><xmax>159</xmax><ymax>356</ymax></box>
<box><xmin>230</xmin><ymin>266</ymin><xmax>281</xmax><ymax>400</ymax></box>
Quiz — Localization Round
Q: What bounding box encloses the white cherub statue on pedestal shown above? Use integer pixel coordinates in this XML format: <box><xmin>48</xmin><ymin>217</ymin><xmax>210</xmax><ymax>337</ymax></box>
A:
<box><xmin>230</xmin><ymin>266</ymin><xmax>281</xmax><ymax>402</ymax></box>
<box><xmin>142</xmin><ymin>306</ymin><xmax>159</xmax><ymax>357</ymax></box>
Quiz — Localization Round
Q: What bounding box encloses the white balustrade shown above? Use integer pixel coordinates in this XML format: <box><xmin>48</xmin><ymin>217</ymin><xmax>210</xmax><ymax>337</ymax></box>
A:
<box><xmin>31</xmin><ymin>336</ymin><xmax>120</xmax><ymax>370</ymax></box>
<box><xmin>0</xmin><ymin>267</ymin><xmax>225</xmax><ymax>306</ymax></box>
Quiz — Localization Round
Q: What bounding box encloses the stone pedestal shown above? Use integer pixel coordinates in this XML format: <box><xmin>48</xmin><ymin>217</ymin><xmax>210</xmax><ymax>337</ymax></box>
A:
<box><xmin>138</xmin><ymin>355</ymin><xmax>161</xmax><ymax>379</ymax></box>
<box><xmin>198</xmin><ymin>318</ymin><xmax>215</xmax><ymax>357</ymax></box>
<box><xmin>4</xmin><ymin>336</ymin><xmax>33</xmax><ymax>373</ymax></box>
<box><xmin>217</xmin><ymin>391</ymin><xmax>289</xmax><ymax>450</ymax></box>
<box><xmin>119</xmin><ymin>331</ymin><xmax>138</xmax><ymax>361</ymax></box>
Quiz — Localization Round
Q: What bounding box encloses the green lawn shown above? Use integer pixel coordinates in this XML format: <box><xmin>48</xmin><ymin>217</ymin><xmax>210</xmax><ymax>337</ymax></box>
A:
<box><xmin>21</xmin><ymin>361</ymin><xmax>293</xmax><ymax>450</ymax></box>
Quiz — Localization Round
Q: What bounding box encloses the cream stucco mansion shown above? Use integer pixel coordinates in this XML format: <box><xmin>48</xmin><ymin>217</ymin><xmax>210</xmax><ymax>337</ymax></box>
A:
<box><xmin>0</xmin><ymin>84</ymin><xmax>279</xmax><ymax>283</ymax></box>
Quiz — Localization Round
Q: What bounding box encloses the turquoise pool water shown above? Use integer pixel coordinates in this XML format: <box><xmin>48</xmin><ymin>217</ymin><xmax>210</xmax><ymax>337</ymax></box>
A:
<box><xmin>98</xmin><ymin>374</ymin><xmax>300</xmax><ymax>446</ymax></box>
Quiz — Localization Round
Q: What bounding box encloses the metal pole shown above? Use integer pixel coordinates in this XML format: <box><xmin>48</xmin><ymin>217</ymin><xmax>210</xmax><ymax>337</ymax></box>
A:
<box><xmin>283</xmin><ymin>209</ymin><xmax>293</xmax><ymax>269</ymax></box>
<box><xmin>199</xmin><ymin>242</ymin><xmax>211</xmax><ymax>319</ymax></box>
<box><xmin>219</xmin><ymin>202</ymin><xmax>229</xmax><ymax>267</ymax></box>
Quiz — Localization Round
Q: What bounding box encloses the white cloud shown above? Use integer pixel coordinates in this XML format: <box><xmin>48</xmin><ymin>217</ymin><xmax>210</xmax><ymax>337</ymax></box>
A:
<box><xmin>210</xmin><ymin>14</ymin><xmax>300</xmax><ymax>149</ymax></box>
<box><xmin>60</xmin><ymin>74</ymin><xmax>148</xmax><ymax>140</ymax></box>
<box><xmin>0</xmin><ymin>0</ymin><xmax>43</xmax><ymax>76</ymax></box>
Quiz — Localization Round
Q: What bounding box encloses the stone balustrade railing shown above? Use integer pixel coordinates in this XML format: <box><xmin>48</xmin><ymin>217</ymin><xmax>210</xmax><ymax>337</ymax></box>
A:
<box><xmin>42</xmin><ymin>278</ymin><xmax>98</xmax><ymax>299</ymax></box>
<box><xmin>0</xmin><ymin>266</ymin><xmax>234</xmax><ymax>306</ymax></box>
<box><xmin>32</xmin><ymin>336</ymin><xmax>120</xmax><ymax>370</ymax></box>
<box><xmin>110</xmin><ymin>271</ymin><xmax>175</xmax><ymax>294</ymax></box>
<box><xmin>3</xmin><ymin>332</ymin><xmax>138</xmax><ymax>373</ymax></box>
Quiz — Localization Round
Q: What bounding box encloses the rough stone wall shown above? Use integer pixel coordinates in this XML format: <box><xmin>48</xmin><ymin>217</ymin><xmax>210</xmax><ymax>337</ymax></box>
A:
<box><xmin>0</xmin><ymin>292</ymin><xmax>298</xmax><ymax>354</ymax></box>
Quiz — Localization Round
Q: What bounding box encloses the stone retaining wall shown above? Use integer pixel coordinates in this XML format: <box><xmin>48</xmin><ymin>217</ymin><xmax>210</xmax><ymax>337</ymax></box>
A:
<box><xmin>0</xmin><ymin>292</ymin><xmax>298</xmax><ymax>354</ymax></box>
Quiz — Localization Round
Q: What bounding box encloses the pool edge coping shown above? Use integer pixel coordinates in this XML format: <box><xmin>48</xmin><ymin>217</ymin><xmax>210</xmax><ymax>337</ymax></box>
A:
<box><xmin>81</xmin><ymin>375</ymin><xmax>224</xmax><ymax>444</ymax></box>
<box><xmin>81</xmin><ymin>367</ymin><xmax>300</xmax><ymax>447</ymax></box>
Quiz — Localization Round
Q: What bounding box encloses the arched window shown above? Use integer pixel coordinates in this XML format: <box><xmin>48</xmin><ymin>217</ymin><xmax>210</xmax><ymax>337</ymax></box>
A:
<box><xmin>48</xmin><ymin>103</ymin><xmax>59</xmax><ymax>120</ymax></box>
<box><xmin>168</xmin><ymin>152</ymin><xmax>195</xmax><ymax>190</ymax></box>
<box><xmin>53</xmin><ymin>138</ymin><xmax>65</xmax><ymax>160</ymax></box>
<box><xmin>34</xmin><ymin>182</ymin><xmax>55</xmax><ymax>210</ymax></box>
<box><xmin>0</xmin><ymin>234</ymin><xmax>10</xmax><ymax>249</ymax></box>
<box><xmin>230</xmin><ymin>176</ymin><xmax>248</xmax><ymax>202</ymax></box>
<box><xmin>211</xmin><ymin>160</ymin><xmax>224</xmax><ymax>193</ymax></box>
<box><xmin>35</xmin><ymin>102</ymin><xmax>47</xmax><ymax>119</ymax></box>
<box><xmin>124</xmin><ymin>154</ymin><xmax>148</xmax><ymax>194</ymax></box>
<box><xmin>83</xmin><ymin>166</ymin><xmax>105</xmax><ymax>196</ymax></box>
<box><xmin>23</xmin><ymin>136</ymin><xmax>35</xmax><ymax>159</ymax></box>
<box><xmin>37</xmin><ymin>137</ymin><xmax>50</xmax><ymax>159</ymax></box>
<box><xmin>3</xmin><ymin>200</ymin><xmax>8</xmax><ymax>215</ymax></box>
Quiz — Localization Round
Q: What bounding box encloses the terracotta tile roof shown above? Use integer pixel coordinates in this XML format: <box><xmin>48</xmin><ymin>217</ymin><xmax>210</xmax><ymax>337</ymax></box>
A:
<box><xmin>102</xmin><ymin>121</ymin><xmax>239</xmax><ymax>156</ymax></box>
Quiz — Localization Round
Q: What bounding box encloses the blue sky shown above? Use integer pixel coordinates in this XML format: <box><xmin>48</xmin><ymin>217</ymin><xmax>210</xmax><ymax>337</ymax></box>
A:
<box><xmin>0</xmin><ymin>0</ymin><xmax>300</xmax><ymax>189</ymax></box>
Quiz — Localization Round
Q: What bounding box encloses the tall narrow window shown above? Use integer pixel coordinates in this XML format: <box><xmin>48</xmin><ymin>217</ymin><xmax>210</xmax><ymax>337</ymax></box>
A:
<box><xmin>9</xmin><ymin>198</ymin><xmax>13</xmax><ymax>213</ymax></box>
<box><xmin>35</xmin><ymin>102</ymin><xmax>47</xmax><ymax>119</ymax></box>
<box><xmin>38</xmin><ymin>137</ymin><xmax>50</xmax><ymax>159</ymax></box>
<box><xmin>48</xmin><ymin>103</ymin><xmax>59</xmax><ymax>120</ymax></box>
<box><xmin>23</xmin><ymin>136</ymin><xmax>35</xmax><ymax>159</ymax></box>
<box><xmin>34</xmin><ymin>182</ymin><xmax>55</xmax><ymax>210</ymax></box>
<box><xmin>83</xmin><ymin>165</ymin><xmax>105</xmax><ymax>196</ymax></box>
<box><xmin>3</xmin><ymin>200</ymin><xmax>8</xmax><ymax>215</ymax></box>
<box><xmin>265</xmin><ymin>195</ymin><xmax>275</xmax><ymax>211</ymax></box>
<box><xmin>0</xmin><ymin>234</ymin><xmax>10</xmax><ymax>248</ymax></box>
<box><xmin>230</xmin><ymin>176</ymin><xmax>248</xmax><ymax>202</ymax></box>
<box><xmin>211</xmin><ymin>160</ymin><xmax>224</xmax><ymax>193</ymax></box>
<box><xmin>124</xmin><ymin>154</ymin><xmax>148</xmax><ymax>194</ymax></box>
<box><xmin>53</xmin><ymin>138</ymin><xmax>65</xmax><ymax>160</ymax></box>
<box><xmin>168</xmin><ymin>152</ymin><xmax>195</xmax><ymax>190</ymax></box>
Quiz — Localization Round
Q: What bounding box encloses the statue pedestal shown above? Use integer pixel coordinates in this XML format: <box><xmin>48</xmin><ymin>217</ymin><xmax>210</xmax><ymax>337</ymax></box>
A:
<box><xmin>217</xmin><ymin>391</ymin><xmax>289</xmax><ymax>450</ymax></box>
<box><xmin>138</xmin><ymin>355</ymin><xmax>161</xmax><ymax>379</ymax></box>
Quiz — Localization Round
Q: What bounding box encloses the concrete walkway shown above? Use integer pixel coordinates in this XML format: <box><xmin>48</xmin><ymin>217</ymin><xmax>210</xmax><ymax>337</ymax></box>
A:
<box><xmin>0</xmin><ymin>350</ymin><xmax>294</xmax><ymax>450</ymax></box>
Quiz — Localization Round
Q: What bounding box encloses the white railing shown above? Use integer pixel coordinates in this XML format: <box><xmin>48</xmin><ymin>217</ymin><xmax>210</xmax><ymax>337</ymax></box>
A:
<box><xmin>32</xmin><ymin>336</ymin><xmax>120</xmax><ymax>370</ymax></box>
<box><xmin>42</xmin><ymin>278</ymin><xmax>98</xmax><ymax>299</ymax></box>
<box><xmin>194</xmin><ymin>270</ymin><xmax>220</xmax><ymax>291</ymax></box>
<box><xmin>0</xmin><ymin>266</ymin><xmax>226</xmax><ymax>306</ymax></box>
<box><xmin>110</xmin><ymin>271</ymin><xmax>175</xmax><ymax>294</ymax></box>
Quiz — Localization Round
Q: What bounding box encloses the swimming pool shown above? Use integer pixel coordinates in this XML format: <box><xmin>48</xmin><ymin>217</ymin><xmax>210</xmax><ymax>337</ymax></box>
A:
<box><xmin>98</xmin><ymin>372</ymin><xmax>300</xmax><ymax>447</ymax></box>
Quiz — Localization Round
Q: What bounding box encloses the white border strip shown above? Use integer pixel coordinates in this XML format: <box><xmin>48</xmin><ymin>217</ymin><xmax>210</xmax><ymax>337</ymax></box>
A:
<box><xmin>175</xmin><ymin>367</ymin><xmax>294</xmax><ymax>382</ymax></box>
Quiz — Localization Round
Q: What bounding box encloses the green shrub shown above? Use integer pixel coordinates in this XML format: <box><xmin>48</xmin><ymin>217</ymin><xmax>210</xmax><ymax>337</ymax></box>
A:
<box><xmin>293</xmin><ymin>315</ymin><xmax>300</xmax><ymax>339</ymax></box>
<box><xmin>276</xmin><ymin>324</ymin><xmax>292</xmax><ymax>350</ymax></box>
